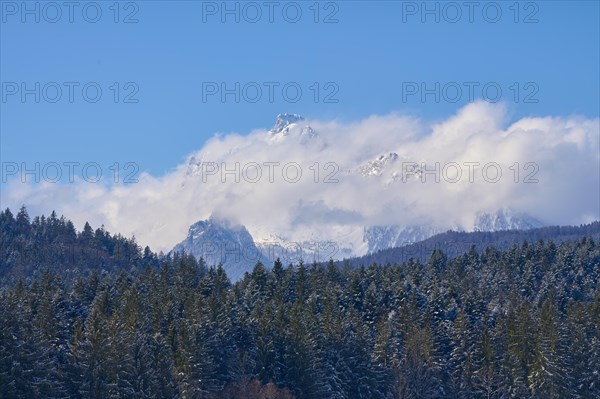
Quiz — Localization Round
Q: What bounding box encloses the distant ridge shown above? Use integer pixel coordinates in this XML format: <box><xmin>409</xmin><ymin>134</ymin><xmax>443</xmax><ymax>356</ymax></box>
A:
<box><xmin>340</xmin><ymin>221</ymin><xmax>600</xmax><ymax>267</ymax></box>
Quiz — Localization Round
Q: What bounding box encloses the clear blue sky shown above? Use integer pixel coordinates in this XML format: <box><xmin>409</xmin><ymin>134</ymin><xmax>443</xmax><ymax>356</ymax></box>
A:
<box><xmin>1</xmin><ymin>0</ymin><xmax>599</xmax><ymax>178</ymax></box>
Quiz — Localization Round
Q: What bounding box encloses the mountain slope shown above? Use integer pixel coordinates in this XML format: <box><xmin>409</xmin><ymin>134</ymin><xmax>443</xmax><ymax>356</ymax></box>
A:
<box><xmin>344</xmin><ymin>221</ymin><xmax>600</xmax><ymax>267</ymax></box>
<box><xmin>363</xmin><ymin>209</ymin><xmax>544</xmax><ymax>254</ymax></box>
<box><xmin>171</xmin><ymin>216</ymin><xmax>268</xmax><ymax>281</ymax></box>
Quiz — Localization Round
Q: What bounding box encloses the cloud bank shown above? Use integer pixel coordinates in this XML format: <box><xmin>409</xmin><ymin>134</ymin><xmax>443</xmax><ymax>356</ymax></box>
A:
<box><xmin>2</xmin><ymin>102</ymin><xmax>598</xmax><ymax>255</ymax></box>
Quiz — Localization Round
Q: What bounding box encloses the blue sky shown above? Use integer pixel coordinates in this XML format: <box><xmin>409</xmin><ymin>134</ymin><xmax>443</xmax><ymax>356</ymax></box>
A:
<box><xmin>1</xmin><ymin>0</ymin><xmax>599</xmax><ymax>179</ymax></box>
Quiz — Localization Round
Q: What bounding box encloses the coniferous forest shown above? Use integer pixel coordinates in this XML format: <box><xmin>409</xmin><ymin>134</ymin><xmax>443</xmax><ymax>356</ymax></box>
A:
<box><xmin>1</xmin><ymin>207</ymin><xmax>599</xmax><ymax>398</ymax></box>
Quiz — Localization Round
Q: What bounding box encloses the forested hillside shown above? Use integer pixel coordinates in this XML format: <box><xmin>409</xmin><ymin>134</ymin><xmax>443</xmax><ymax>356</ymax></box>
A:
<box><xmin>1</xmin><ymin>208</ymin><xmax>598</xmax><ymax>398</ymax></box>
<box><xmin>0</xmin><ymin>207</ymin><xmax>157</xmax><ymax>285</ymax></box>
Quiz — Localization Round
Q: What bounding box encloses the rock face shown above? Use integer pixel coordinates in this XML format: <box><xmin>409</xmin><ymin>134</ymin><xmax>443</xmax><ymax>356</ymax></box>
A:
<box><xmin>270</xmin><ymin>113</ymin><xmax>305</xmax><ymax>134</ymax></box>
<box><xmin>171</xmin><ymin>216</ymin><xmax>268</xmax><ymax>281</ymax></box>
<box><xmin>269</xmin><ymin>113</ymin><xmax>319</xmax><ymax>144</ymax></box>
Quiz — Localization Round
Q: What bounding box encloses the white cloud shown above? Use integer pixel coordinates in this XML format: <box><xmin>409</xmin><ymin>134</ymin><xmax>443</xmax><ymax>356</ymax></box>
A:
<box><xmin>2</xmin><ymin>102</ymin><xmax>599</xmax><ymax>255</ymax></box>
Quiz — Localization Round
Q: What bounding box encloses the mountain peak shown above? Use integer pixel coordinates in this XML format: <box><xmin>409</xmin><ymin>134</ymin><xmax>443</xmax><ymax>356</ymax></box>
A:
<box><xmin>270</xmin><ymin>113</ymin><xmax>305</xmax><ymax>134</ymax></box>
<box><xmin>358</xmin><ymin>152</ymin><xmax>400</xmax><ymax>177</ymax></box>
<box><xmin>173</xmin><ymin>216</ymin><xmax>267</xmax><ymax>281</ymax></box>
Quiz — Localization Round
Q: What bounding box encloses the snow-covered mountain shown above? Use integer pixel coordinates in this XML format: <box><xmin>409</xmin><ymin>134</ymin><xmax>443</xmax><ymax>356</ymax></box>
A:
<box><xmin>474</xmin><ymin>208</ymin><xmax>545</xmax><ymax>231</ymax></box>
<box><xmin>357</xmin><ymin>152</ymin><xmax>399</xmax><ymax>177</ymax></box>
<box><xmin>185</xmin><ymin>113</ymin><xmax>320</xmax><ymax>178</ymax></box>
<box><xmin>255</xmin><ymin>237</ymin><xmax>345</xmax><ymax>265</ymax></box>
<box><xmin>362</xmin><ymin>209</ymin><xmax>544</xmax><ymax>254</ymax></box>
<box><xmin>363</xmin><ymin>224</ymin><xmax>442</xmax><ymax>253</ymax></box>
<box><xmin>171</xmin><ymin>216</ymin><xmax>351</xmax><ymax>279</ymax></box>
<box><xmin>174</xmin><ymin>206</ymin><xmax>545</xmax><ymax>278</ymax></box>
<box><xmin>270</xmin><ymin>113</ymin><xmax>305</xmax><ymax>134</ymax></box>
<box><xmin>269</xmin><ymin>113</ymin><xmax>318</xmax><ymax>144</ymax></box>
<box><xmin>171</xmin><ymin>114</ymin><xmax>548</xmax><ymax>278</ymax></box>
<box><xmin>171</xmin><ymin>216</ymin><xmax>268</xmax><ymax>281</ymax></box>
